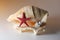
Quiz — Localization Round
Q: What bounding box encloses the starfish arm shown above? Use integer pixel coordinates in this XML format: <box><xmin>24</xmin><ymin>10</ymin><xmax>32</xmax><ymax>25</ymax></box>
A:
<box><xmin>17</xmin><ymin>17</ymin><xmax>22</xmax><ymax>20</ymax></box>
<box><xmin>26</xmin><ymin>18</ymin><xmax>31</xmax><ymax>20</ymax></box>
<box><xmin>24</xmin><ymin>22</ymin><xmax>29</xmax><ymax>26</ymax></box>
<box><xmin>23</xmin><ymin>12</ymin><xmax>26</xmax><ymax>18</ymax></box>
<box><xmin>19</xmin><ymin>22</ymin><xmax>23</xmax><ymax>26</ymax></box>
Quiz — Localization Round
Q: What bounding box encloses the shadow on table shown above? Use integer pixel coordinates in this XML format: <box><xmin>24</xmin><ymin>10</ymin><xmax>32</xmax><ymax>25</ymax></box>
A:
<box><xmin>44</xmin><ymin>17</ymin><xmax>60</xmax><ymax>35</ymax></box>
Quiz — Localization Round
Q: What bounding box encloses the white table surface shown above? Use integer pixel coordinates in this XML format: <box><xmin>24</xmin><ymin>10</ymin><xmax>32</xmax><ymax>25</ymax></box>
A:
<box><xmin>0</xmin><ymin>18</ymin><xmax>60</xmax><ymax>40</ymax></box>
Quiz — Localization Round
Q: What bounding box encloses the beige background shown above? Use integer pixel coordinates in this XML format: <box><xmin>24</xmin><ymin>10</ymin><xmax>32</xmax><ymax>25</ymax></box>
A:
<box><xmin>0</xmin><ymin>0</ymin><xmax>60</xmax><ymax>40</ymax></box>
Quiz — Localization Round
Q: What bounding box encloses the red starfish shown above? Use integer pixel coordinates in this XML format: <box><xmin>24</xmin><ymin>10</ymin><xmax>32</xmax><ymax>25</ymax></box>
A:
<box><xmin>17</xmin><ymin>12</ymin><xmax>31</xmax><ymax>27</ymax></box>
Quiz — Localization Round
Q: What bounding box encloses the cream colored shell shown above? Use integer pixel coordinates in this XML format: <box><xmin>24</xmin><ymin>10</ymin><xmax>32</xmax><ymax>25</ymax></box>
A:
<box><xmin>7</xmin><ymin>6</ymin><xmax>48</xmax><ymax>35</ymax></box>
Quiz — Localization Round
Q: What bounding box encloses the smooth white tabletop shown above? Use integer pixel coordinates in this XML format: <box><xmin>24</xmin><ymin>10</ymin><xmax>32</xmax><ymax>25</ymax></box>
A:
<box><xmin>0</xmin><ymin>18</ymin><xmax>60</xmax><ymax>40</ymax></box>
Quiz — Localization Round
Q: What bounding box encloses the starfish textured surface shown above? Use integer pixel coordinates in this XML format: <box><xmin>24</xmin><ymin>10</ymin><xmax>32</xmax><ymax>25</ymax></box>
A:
<box><xmin>17</xmin><ymin>12</ymin><xmax>31</xmax><ymax>27</ymax></box>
